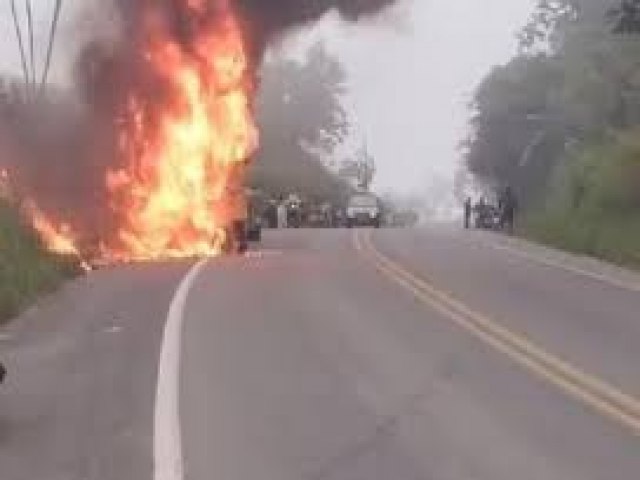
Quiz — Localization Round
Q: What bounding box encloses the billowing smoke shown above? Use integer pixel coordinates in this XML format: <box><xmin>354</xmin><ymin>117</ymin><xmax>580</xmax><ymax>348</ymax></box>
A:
<box><xmin>0</xmin><ymin>0</ymin><xmax>399</xmax><ymax>254</ymax></box>
<box><xmin>102</xmin><ymin>0</ymin><xmax>399</xmax><ymax>59</ymax></box>
<box><xmin>237</xmin><ymin>0</ymin><xmax>400</xmax><ymax>51</ymax></box>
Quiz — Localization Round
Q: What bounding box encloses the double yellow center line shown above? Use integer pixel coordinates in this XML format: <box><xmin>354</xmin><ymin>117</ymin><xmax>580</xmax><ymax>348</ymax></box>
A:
<box><xmin>353</xmin><ymin>229</ymin><xmax>640</xmax><ymax>436</ymax></box>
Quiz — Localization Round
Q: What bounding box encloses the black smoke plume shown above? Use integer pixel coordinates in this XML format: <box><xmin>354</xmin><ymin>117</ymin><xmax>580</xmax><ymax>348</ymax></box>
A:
<box><xmin>106</xmin><ymin>0</ymin><xmax>399</xmax><ymax>59</ymax></box>
<box><xmin>237</xmin><ymin>0</ymin><xmax>400</xmax><ymax>53</ymax></box>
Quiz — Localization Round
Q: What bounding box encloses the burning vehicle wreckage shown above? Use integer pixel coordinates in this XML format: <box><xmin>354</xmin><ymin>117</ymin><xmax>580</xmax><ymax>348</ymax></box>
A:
<box><xmin>0</xmin><ymin>0</ymin><xmax>399</xmax><ymax>271</ymax></box>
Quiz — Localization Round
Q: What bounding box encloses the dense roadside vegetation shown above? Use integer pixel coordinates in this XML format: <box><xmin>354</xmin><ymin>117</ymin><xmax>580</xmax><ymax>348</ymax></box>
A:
<box><xmin>524</xmin><ymin>129</ymin><xmax>640</xmax><ymax>267</ymax></box>
<box><xmin>465</xmin><ymin>0</ymin><xmax>640</xmax><ymax>268</ymax></box>
<box><xmin>0</xmin><ymin>200</ymin><xmax>78</xmax><ymax>323</ymax></box>
<box><xmin>252</xmin><ymin>43</ymin><xmax>354</xmax><ymax>202</ymax></box>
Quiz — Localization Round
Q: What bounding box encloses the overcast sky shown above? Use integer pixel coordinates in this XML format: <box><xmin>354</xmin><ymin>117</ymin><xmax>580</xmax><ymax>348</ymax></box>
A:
<box><xmin>289</xmin><ymin>0</ymin><xmax>536</xmax><ymax>197</ymax></box>
<box><xmin>1</xmin><ymin>0</ymin><xmax>535</xmax><ymax>200</ymax></box>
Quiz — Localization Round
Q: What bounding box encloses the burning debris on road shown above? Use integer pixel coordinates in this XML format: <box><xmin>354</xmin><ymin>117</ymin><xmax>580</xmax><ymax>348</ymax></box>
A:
<box><xmin>0</xmin><ymin>0</ymin><xmax>398</xmax><ymax>264</ymax></box>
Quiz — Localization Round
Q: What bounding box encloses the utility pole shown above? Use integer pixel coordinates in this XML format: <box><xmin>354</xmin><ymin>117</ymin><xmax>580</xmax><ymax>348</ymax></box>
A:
<box><xmin>356</xmin><ymin>142</ymin><xmax>376</xmax><ymax>191</ymax></box>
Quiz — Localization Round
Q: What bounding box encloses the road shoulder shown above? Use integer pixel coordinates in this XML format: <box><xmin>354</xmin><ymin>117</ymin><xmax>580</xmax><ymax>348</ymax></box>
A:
<box><xmin>473</xmin><ymin>229</ymin><xmax>640</xmax><ymax>293</ymax></box>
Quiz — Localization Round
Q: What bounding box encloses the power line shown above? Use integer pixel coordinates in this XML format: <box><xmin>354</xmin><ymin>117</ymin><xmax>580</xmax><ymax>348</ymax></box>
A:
<box><xmin>9</xmin><ymin>0</ymin><xmax>30</xmax><ymax>92</ymax></box>
<box><xmin>9</xmin><ymin>0</ymin><xmax>65</xmax><ymax>100</ymax></box>
<box><xmin>39</xmin><ymin>0</ymin><xmax>64</xmax><ymax>97</ymax></box>
<box><xmin>26</xmin><ymin>0</ymin><xmax>36</xmax><ymax>95</ymax></box>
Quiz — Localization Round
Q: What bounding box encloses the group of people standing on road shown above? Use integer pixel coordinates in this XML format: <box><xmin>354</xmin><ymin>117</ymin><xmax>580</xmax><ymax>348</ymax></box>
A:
<box><xmin>464</xmin><ymin>186</ymin><xmax>518</xmax><ymax>234</ymax></box>
<box><xmin>262</xmin><ymin>194</ymin><xmax>342</xmax><ymax>229</ymax></box>
<box><xmin>263</xmin><ymin>195</ymin><xmax>305</xmax><ymax>229</ymax></box>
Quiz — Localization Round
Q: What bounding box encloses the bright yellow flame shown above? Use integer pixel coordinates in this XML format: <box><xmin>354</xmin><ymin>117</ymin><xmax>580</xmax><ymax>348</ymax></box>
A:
<box><xmin>105</xmin><ymin>7</ymin><xmax>258</xmax><ymax>261</ymax></box>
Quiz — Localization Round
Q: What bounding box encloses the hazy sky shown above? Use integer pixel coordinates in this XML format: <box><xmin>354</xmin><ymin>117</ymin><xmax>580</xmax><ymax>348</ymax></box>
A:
<box><xmin>287</xmin><ymin>0</ymin><xmax>536</xmax><ymax>195</ymax></box>
<box><xmin>0</xmin><ymin>0</ymin><xmax>535</xmax><ymax>198</ymax></box>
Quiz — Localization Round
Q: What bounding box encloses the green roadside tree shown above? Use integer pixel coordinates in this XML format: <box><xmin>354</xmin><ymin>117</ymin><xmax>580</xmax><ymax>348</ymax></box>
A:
<box><xmin>251</xmin><ymin>43</ymin><xmax>352</xmax><ymax>202</ymax></box>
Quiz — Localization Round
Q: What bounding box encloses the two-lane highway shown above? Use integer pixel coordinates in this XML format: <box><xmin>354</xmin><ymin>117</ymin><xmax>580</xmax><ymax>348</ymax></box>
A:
<box><xmin>1</xmin><ymin>227</ymin><xmax>639</xmax><ymax>480</ymax></box>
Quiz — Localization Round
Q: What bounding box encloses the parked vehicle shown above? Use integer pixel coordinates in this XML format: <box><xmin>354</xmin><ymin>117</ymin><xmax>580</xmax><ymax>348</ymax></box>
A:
<box><xmin>346</xmin><ymin>192</ymin><xmax>382</xmax><ymax>228</ymax></box>
<box><xmin>306</xmin><ymin>204</ymin><xmax>332</xmax><ymax>228</ymax></box>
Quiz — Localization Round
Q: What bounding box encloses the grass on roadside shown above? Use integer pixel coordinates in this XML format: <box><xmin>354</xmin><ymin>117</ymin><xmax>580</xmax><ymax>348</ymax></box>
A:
<box><xmin>523</xmin><ymin>210</ymin><xmax>640</xmax><ymax>269</ymax></box>
<box><xmin>0</xmin><ymin>200</ymin><xmax>78</xmax><ymax>323</ymax></box>
<box><xmin>522</xmin><ymin>130</ymin><xmax>640</xmax><ymax>270</ymax></box>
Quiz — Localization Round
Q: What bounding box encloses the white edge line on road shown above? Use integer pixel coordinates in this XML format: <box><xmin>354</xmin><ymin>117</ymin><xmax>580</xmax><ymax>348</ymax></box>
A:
<box><xmin>481</xmin><ymin>239</ymin><xmax>640</xmax><ymax>293</ymax></box>
<box><xmin>154</xmin><ymin>259</ymin><xmax>209</xmax><ymax>480</ymax></box>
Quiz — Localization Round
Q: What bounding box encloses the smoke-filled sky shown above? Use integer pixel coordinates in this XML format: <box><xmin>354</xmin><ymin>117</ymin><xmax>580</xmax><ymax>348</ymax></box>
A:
<box><xmin>0</xmin><ymin>0</ymin><xmax>534</xmax><ymax>198</ymax></box>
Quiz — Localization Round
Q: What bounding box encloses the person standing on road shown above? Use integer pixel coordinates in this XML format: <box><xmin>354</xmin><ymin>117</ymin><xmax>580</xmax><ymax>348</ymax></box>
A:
<box><xmin>277</xmin><ymin>197</ymin><xmax>288</xmax><ymax>229</ymax></box>
<box><xmin>333</xmin><ymin>206</ymin><xmax>344</xmax><ymax>228</ymax></box>
<box><xmin>499</xmin><ymin>186</ymin><xmax>518</xmax><ymax>234</ymax></box>
<box><xmin>228</xmin><ymin>188</ymin><xmax>249</xmax><ymax>254</ymax></box>
<box><xmin>264</xmin><ymin>199</ymin><xmax>278</xmax><ymax>229</ymax></box>
<box><xmin>474</xmin><ymin>197</ymin><xmax>486</xmax><ymax>228</ymax></box>
<box><xmin>464</xmin><ymin>197</ymin><xmax>472</xmax><ymax>229</ymax></box>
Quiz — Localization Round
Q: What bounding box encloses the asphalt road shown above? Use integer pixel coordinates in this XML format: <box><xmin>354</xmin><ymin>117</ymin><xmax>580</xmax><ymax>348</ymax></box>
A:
<box><xmin>1</xmin><ymin>227</ymin><xmax>639</xmax><ymax>480</ymax></box>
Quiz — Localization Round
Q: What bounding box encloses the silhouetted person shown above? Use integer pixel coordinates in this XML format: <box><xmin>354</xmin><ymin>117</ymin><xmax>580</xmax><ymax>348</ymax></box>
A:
<box><xmin>265</xmin><ymin>200</ymin><xmax>278</xmax><ymax>228</ymax></box>
<box><xmin>499</xmin><ymin>186</ymin><xmax>518</xmax><ymax>234</ymax></box>
<box><xmin>474</xmin><ymin>197</ymin><xmax>487</xmax><ymax>228</ymax></box>
<box><xmin>277</xmin><ymin>197</ymin><xmax>288</xmax><ymax>229</ymax></box>
<box><xmin>464</xmin><ymin>197</ymin><xmax>472</xmax><ymax>229</ymax></box>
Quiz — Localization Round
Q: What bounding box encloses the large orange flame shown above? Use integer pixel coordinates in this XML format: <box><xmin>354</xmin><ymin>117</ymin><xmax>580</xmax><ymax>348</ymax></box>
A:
<box><xmin>1</xmin><ymin>169</ymin><xmax>80</xmax><ymax>257</ymax></box>
<box><xmin>105</xmin><ymin>4</ymin><xmax>258</xmax><ymax>261</ymax></box>
<box><xmin>25</xmin><ymin>201</ymin><xmax>81</xmax><ymax>256</ymax></box>
<box><xmin>12</xmin><ymin>1</ymin><xmax>257</xmax><ymax>264</ymax></box>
